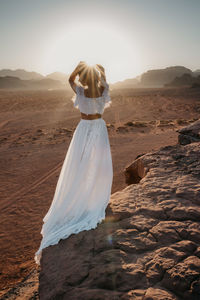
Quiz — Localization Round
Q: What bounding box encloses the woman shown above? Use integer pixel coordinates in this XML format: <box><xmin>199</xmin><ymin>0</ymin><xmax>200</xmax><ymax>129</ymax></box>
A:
<box><xmin>34</xmin><ymin>61</ymin><xmax>113</xmax><ymax>265</ymax></box>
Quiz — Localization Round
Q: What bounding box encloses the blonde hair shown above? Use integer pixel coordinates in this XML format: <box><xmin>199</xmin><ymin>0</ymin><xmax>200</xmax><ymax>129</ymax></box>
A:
<box><xmin>78</xmin><ymin>62</ymin><xmax>106</xmax><ymax>87</ymax></box>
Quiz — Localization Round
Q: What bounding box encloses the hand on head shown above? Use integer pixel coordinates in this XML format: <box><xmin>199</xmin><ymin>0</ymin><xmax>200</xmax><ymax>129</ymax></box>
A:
<box><xmin>96</xmin><ymin>64</ymin><xmax>106</xmax><ymax>81</ymax></box>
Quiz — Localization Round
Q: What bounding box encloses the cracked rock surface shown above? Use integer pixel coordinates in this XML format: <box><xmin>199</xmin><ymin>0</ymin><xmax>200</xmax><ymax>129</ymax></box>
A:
<box><xmin>39</xmin><ymin>121</ymin><xmax>200</xmax><ymax>300</ymax></box>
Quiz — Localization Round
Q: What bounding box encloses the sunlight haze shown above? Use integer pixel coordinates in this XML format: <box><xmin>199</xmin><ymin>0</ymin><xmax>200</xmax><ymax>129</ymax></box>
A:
<box><xmin>0</xmin><ymin>0</ymin><xmax>200</xmax><ymax>83</ymax></box>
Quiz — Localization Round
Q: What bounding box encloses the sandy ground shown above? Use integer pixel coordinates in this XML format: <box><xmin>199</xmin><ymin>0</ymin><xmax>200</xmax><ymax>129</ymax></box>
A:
<box><xmin>0</xmin><ymin>86</ymin><xmax>199</xmax><ymax>297</ymax></box>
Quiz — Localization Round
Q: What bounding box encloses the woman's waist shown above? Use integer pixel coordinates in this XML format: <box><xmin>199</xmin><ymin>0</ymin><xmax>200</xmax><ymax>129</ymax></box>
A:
<box><xmin>81</xmin><ymin>112</ymin><xmax>102</xmax><ymax>120</ymax></box>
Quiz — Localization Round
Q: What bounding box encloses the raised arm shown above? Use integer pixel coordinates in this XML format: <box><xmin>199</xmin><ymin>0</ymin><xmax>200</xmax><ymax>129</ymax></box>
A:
<box><xmin>68</xmin><ymin>61</ymin><xmax>86</xmax><ymax>93</ymax></box>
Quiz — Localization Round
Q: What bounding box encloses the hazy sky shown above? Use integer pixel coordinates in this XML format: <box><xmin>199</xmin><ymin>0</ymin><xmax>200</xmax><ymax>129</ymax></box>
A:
<box><xmin>0</xmin><ymin>0</ymin><xmax>199</xmax><ymax>83</ymax></box>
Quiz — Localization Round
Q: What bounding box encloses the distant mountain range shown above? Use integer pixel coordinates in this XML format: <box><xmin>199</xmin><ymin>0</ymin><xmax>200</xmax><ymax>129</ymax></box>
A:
<box><xmin>0</xmin><ymin>66</ymin><xmax>199</xmax><ymax>90</ymax></box>
<box><xmin>0</xmin><ymin>69</ymin><xmax>69</xmax><ymax>82</ymax></box>
<box><xmin>0</xmin><ymin>69</ymin><xmax>44</xmax><ymax>80</ymax></box>
<box><xmin>0</xmin><ymin>69</ymin><xmax>69</xmax><ymax>90</ymax></box>
<box><xmin>0</xmin><ymin>76</ymin><xmax>65</xmax><ymax>90</ymax></box>
<box><xmin>138</xmin><ymin>66</ymin><xmax>192</xmax><ymax>87</ymax></box>
<box><xmin>112</xmin><ymin>66</ymin><xmax>200</xmax><ymax>89</ymax></box>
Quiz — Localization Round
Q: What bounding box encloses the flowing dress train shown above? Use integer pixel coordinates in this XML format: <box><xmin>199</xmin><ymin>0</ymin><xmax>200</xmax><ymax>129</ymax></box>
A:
<box><xmin>34</xmin><ymin>80</ymin><xmax>113</xmax><ymax>265</ymax></box>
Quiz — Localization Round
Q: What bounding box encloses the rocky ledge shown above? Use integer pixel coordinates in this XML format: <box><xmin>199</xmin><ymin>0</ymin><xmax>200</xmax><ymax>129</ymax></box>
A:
<box><xmin>39</xmin><ymin>120</ymin><xmax>200</xmax><ymax>300</ymax></box>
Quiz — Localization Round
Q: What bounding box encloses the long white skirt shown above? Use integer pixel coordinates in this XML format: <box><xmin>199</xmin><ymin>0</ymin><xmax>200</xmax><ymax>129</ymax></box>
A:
<box><xmin>34</xmin><ymin>117</ymin><xmax>113</xmax><ymax>265</ymax></box>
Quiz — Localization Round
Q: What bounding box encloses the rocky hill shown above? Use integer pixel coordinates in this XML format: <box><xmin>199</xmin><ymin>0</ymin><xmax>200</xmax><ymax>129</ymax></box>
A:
<box><xmin>165</xmin><ymin>74</ymin><xmax>200</xmax><ymax>88</ymax></box>
<box><xmin>0</xmin><ymin>69</ymin><xmax>69</xmax><ymax>90</ymax></box>
<box><xmin>38</xmin><ymin>120</ymin><xmax>200</xmax><ymax>300</ymax></box>
<box><xmin>110</xmin><ymin>77</ymin><xmax>140</xmax><ymax>89</ymax></box>
<box><xmin>138</xmin><ymin>66</ymin><xmax>193</xmax><ymax>88</ymax></box>
<box><xmin>111</xmin><ymin>66</ymin><xmax>200</xmax><ymax>89</ymax></box>
<box><xmin>0</xmin><ymin>76</ymin><xmax>27</xmax><ymax>89</ymax></box>
<box><xmin>193</xmin><ymin>70</ymin><xmax>200</xmax><ymax>77</ymax></box>
<box><xmin>0</xmin><ymin>76</ymin><xmax>66</xmax><ymax>90</ymax></box>
<box><xmin>46</xmin><ymin>72</ymin><xmax>69</xmax><ymax>84</ymax></box>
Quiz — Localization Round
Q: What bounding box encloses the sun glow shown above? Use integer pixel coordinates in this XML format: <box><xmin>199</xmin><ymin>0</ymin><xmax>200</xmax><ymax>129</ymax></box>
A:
<box><xmin>42</xmin><ymin>21</ymin><xmax>142</xmax><ymax>83</ymax></box>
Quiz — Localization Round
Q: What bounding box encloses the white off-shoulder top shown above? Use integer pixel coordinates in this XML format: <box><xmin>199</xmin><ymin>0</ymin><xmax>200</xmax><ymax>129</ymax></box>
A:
<box><xmin>71</xmin><ymin>78</ymin><xmax>112</xmax><ymax>114</ymax></box>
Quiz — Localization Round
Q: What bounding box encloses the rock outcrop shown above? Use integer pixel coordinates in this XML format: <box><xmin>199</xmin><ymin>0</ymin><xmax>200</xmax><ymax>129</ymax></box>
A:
<box><xmin>165</xmin><ymin>74</ymin><xmax>200</xmax><ymax>88</ymax></box>
<box><xmin>177</xmin><ymin>119</ymin><xmax>200</xmax><ymax>145</ymax></box>
<box><xmin>139</xmin><ymin>66</ymin><xmax>193</xmax><ymax>87</ymax></box>
<box><xmin>39</xmin><ymin>120</ymin><xmax>200</xmax><ymax>300</ymax></box>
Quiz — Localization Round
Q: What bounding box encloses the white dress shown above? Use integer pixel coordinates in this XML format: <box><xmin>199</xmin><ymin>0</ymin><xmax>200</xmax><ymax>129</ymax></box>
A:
<box><xmin>34</xmin><ymin>79</ymin><xmax>113</xmax><ymax>265</ymax></box>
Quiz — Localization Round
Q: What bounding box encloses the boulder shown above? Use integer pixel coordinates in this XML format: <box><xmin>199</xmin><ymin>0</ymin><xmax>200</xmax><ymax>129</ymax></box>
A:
<box><xmin>177</xmin><ymin>119</ymin><xmax>200</xmax><ymax>145</ymax></box>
